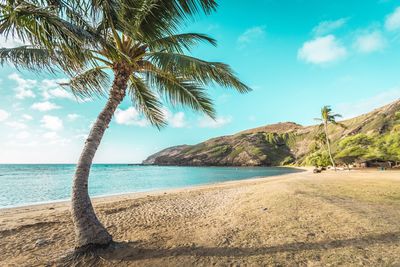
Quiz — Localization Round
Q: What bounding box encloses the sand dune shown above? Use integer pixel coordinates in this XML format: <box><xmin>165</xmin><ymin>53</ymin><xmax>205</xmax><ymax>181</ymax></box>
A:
<box><xmin>1</xmin><ymin>169</ymin><xmax>400</xmax><ymax>266</ymax></box>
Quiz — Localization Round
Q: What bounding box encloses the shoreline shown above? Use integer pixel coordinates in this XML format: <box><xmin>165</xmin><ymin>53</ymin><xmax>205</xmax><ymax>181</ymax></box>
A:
<box><xmin>1</xmin><ymin>169</ymin><xmax>400</xmax><ymax>266</ymax></box>
<box><xmin>0</xmin><ymin>166</ymin><xmax>306</xmax><ymax>212</ymax></box>
<box><xmin>4</xmin><ymin>166</ymin><xmax>395</xmax><ymax>211</ymax></box>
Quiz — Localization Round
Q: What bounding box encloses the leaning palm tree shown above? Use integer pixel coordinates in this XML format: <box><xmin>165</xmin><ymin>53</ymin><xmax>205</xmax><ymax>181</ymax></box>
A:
<box><xmin>0</xmin><ymin>0</ymin><xmax>250</xmax><ymax>250</ymax></box>
<box><xmin>315</xmin><ymin>106</ymin><xmax>345</xmax><ymax>171</ymax></box>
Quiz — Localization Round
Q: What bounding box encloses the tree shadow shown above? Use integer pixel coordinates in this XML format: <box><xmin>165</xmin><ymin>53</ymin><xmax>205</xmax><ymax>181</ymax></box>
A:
<box><xmin>99</xmin><ymin>231</ymin><xmax>400</xmax><ymax>262</ymax></box>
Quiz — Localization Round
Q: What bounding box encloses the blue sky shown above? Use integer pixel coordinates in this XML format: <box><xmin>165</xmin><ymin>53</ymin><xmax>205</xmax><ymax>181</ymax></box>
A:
<box><xmin>1</xmin><ymin>0</ymin><xmax>400</xmax><ymax>163</ymax></box>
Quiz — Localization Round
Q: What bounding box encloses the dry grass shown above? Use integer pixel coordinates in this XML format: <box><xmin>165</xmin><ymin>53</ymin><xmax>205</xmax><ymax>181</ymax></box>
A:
<box><xmin>1</xmin><ymin>169</ymin><xmax>400</xmax><ymax>266</ymax></box>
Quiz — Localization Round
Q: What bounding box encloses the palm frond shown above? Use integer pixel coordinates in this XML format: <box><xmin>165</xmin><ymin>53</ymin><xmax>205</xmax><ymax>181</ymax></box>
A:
<box><xmin>129</xmin><ymin>75</ymin><xmax>167</xmax><ymax>128</ymax></box>
<box><xmin>0</xmin><ymin>45</ymin><xmax>90</xmax><ymax>74</ymax></box>
<box><xmin>319</xmin><ymin>105</ymin><xmax>346</xmax><ymax>129</ymax></box>
<box><xmin>174</xmin><ymin>0</ymin><xmax>217</xmax><ymax>15</ymax></box>
<box><xmin>62</xmin><ymin>66</ymin><xmax>111</xmax><ymax>99</ymax></box>
<box><xmin>0</xmin><ymin>1</ymin><xmax>96</xmax><ymax>52</ymax></box>
<box><xmin>331</xmin><ymin>121</ymin><xmax>347</xmax><ymax>129</ymax></box>
<box><xmin>143</xmin><ymin>67</ymin><xmax>215</xmax><ymax>118</ymax></box>
<box><xmin>121</xmin><ymin>0</ymin><xmax>217</xmax><ymax>41</ymax></box>
<box><xmin>332</xmin><ymin>113</ymin><xmax>343</xmax><ymax>118</ymax></box>
<box><xmin>147</xmin><ymin>52</ymin><xmax>251</xmax><ymax>93</ymax></box>
<box><xmin>0</xmin><ymin>46</ymin><xmax>57</xmax><ymax>72</ymax></box>
<box><xmin>148</xmin><ymin>33</ymin><xmax>216</xmax><ymax>53</ymax></box>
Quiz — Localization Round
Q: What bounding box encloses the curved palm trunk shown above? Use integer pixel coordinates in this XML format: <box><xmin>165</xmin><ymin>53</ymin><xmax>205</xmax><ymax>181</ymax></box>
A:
<box><xmin>324</xmin><ymin>122</ymin><xmax>336</xmax><ymax>171</ymax></box>
<box><xmin>71</xmin><ymin>63</ymin><xmax>131</xmax><ymax>249</ymax></box>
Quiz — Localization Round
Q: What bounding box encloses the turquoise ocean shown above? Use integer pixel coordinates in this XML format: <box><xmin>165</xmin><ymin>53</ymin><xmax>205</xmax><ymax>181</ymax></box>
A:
<box><xmin>0</xmin><ymin>164</ymin><xmax>301</xmax><ymax>208</ymax></box>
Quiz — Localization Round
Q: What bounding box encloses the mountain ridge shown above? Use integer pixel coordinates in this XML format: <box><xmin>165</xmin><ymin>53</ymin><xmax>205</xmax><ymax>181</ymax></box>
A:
<box><xmin>143</xmin><ymin>99</ymin><xmax>400</xmax><ymax>166</ymax></box>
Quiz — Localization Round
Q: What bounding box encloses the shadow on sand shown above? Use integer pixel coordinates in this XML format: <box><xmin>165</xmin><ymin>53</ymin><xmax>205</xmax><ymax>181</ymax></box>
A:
<box><xmin>97</xmin><ymin>231</ymin><xmax>400</xmax><ymax>262</ymax></box>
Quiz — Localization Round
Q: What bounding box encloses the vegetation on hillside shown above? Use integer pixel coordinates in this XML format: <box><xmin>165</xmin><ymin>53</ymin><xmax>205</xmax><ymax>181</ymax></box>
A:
<box><xmin>305</xmin><ymin>109</ymin><xmax>400</xmax><ymax>168</ymax></box>
<box><xmin>144</xmin><ymin>101</ymin><xmax>400</xmax><ymax>167</ymax></box>
<box><xmin>336</xmin><ymin>131</ymin><xmax>400</xmax><ymax>166</ymax></box>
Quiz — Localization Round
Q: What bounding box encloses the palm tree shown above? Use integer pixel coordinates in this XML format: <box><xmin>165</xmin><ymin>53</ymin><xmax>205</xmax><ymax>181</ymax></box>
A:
<box><xmin>312</xmin><ymin>131</ymin><xmax>327</xmax><ymax>151</ymax></box>
<box><xmin>315</xmin><ymin>106</ymin><xmax>345</xmax><ymax>171</ymax></box>
<box><xmin>0</xmin><ymin>0</ymin><xmax>250</xmax><ymax>250</ymax></box>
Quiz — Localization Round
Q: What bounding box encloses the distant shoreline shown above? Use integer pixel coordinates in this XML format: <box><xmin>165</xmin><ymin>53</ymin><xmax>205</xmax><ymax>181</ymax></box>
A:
<box><xmin>2</xmin><ymin>166</ymin><xmax>396</xmax><ymax>210</ymax></box>
<box><xmin>1</xmin><ymin>167</ymin><xmax>308</xmax><ymax>213</ymax></box>
<box><xmin>0</xmin><ymin>166</ymin><xmax>304</xmax><ymax>210</ymax></box>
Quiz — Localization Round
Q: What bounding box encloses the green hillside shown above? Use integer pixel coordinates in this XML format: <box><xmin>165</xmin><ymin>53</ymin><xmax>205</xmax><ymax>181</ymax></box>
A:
<box><xmin>143</xmin><ymin>100</ymin><xmax>400</xmax><ymax>166</ymax></box>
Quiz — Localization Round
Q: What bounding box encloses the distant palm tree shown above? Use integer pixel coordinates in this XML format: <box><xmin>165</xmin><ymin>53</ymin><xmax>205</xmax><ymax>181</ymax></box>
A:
<box><xmin>315</xmin><ymin>106</ymin><xmax>345</xmax><ymax>171</ymax></box>
<box><xmin>0</xmin><ymin>0</ymin><xmax>250</xmax><ymax>250</ymax></box>
<box><xmin>312</xmin><ymin>131</ymin><xmax>327</xmax><ymax>150</ymax></box>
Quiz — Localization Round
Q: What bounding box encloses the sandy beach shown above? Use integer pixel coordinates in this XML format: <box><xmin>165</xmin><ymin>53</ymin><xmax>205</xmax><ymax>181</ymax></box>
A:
<box><xmin>1</xmin><ymin>169</ymin><xmax>400</xmax><ymax>266</ymax></box>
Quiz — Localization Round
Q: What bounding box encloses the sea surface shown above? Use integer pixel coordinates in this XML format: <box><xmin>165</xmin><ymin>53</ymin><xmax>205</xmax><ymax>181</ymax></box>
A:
<box><xmin>0</xmin><ymin>164</ymin><xmax>301</xmax><ymax>208</ymax></box>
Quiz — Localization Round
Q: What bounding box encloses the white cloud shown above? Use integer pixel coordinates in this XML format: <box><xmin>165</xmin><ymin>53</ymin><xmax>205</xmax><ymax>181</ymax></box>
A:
<box><xmin>74</xmin><ymin>133</ymin><xmax>89</xmax><ymax>140</ymax></box>
<box><xmin>237</xmin><ymin>26</ymin><xmax>265</xmax><ymax>48</ymax></box>
<box><xmin>4</xmin><ymin>140</ymin><xmax>38</xmax><ymax>148</ymax></box>
<box><xmin>7</xmin><ymin>74</ymin><xmax>77</xmax><ymax>101</ymax></box>
<box><xmin>42</xmin><ymin>131</ymin><xmax>70</xmax><ymax>145</ymax></box>
<box><xmin>8</xmin><ymin>73</ymin><xmax>36</xmax><ymax>99</ymax></box>
<box><xmin>0</xmin><ymin>109</ymin><xmax>9</xmax><ymax>122</ymax></box>
<box><xmin>31</xmin><ymin>101</ymin><xmax>61</xmax><ymax>112</ymax></box>
<box><xmin>7</xmin><ymin>73</ymin><xmax>80</xmax><ymax>103</ymax></box>
<box><xmin>43</xmin><ymin>87</ymin><xmax>75</xmax><ymax>100</ymax></box>
<box><xmin>115</xmin><ymin>107</ymin><xmax>186</xmax><ymax>128</ymax></box>
<box><xmin>12</xmin><ymin>103</ymin><xmax>24</xmax><ymax>111</ymax></box>
<box><xmin>22</xmin><ymin>114</ymin><xmax>33</xmax><ymax>121</ymax></box>
<box><xmin>41</xmin><ymin>79</ymin><xmax>69</xmax><ymax>90</ymax></box>
<box><xmin>16</xmin><ymin>131</ymin><xmax>30</xmax><ymax>139</ymax></box>
<box><xmin>169</xmin><ymin>112</ymin><xmax>186</xmax><ymax>128</ymax></box>
<box><xmin>114</xmin><ymin>107</ymin><xmax>148</xmax><ymax>127</ymax></box>
<box><xmin>162</xmin><ymin>109</ymin><xmax>187</xmax><ymax>128</ymax></box>
<box><xmin>199</xmin><ymin>115</ymin><xmax>232</xmax><ymax>128</ymax></box>
<box><xmin>40</xmin><ymin>79</ymin><xmax>74</xmax><ymax>100</ymax></box>
<box><xmin>312</xmin><ymin>18</ymin><xmax>348</xmax><ymax>36</ymax></box>
<box><xmin>336</xmin><ymin>88</ymin><xmax>400</xmax><ymax>119</ymax></box>
<box><xmin>354</xmin><ymin>31</ymin><xmax>386</xmax><ymax>53</ymax></box>
<box><xmin>74</xmin><ymin>97</ymin><xmax>93</xmax><ymax>103</ymax></box>
<box><xmin>67</xmin><ymin>113</ymin><xmax>80</xmax><ymax>121</ymax></box>
<box><xmin>298</xmin><ymin>35</ymin><xmax>347</xmax><ymax>64</ymax></box>
<box><xmin>6</xmin><ymin>121</ymin><xmax>28</xmax><ymax>130</ymax></box>
<box><xmin>385</xmin><ymin>7</ymin><xmax>400</xmax><ymax>31</ymax></box>
<box><xmin>0</xmin><ymin>35</ymin><xmax>26</xmax><ymax>48</ymax></box>
<box><xmin>41</xmin><ymin>115</ymin><xmax>63</xmax><ymax>131</ymax></box>
<box><xmin>43</xmin><ymin>131</ymin><xmax>58</xmax><ymax>140</ymax></box>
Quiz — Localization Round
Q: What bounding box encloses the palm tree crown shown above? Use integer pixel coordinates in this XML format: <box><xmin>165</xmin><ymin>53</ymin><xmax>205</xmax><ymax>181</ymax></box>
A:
<box><xmin>319</xmin><ymin>106</ymin><xmax>343</xmax><ymax>126</ymax></box>
<box><xmin>0</xmin><ymin>0</ymin><xmax>251</xmax><ymax>249</ymax></box>
<box><xmin>0</xmin><ymin>0</ymin><xmax>250</xmax><ymax>127</ymax></box>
